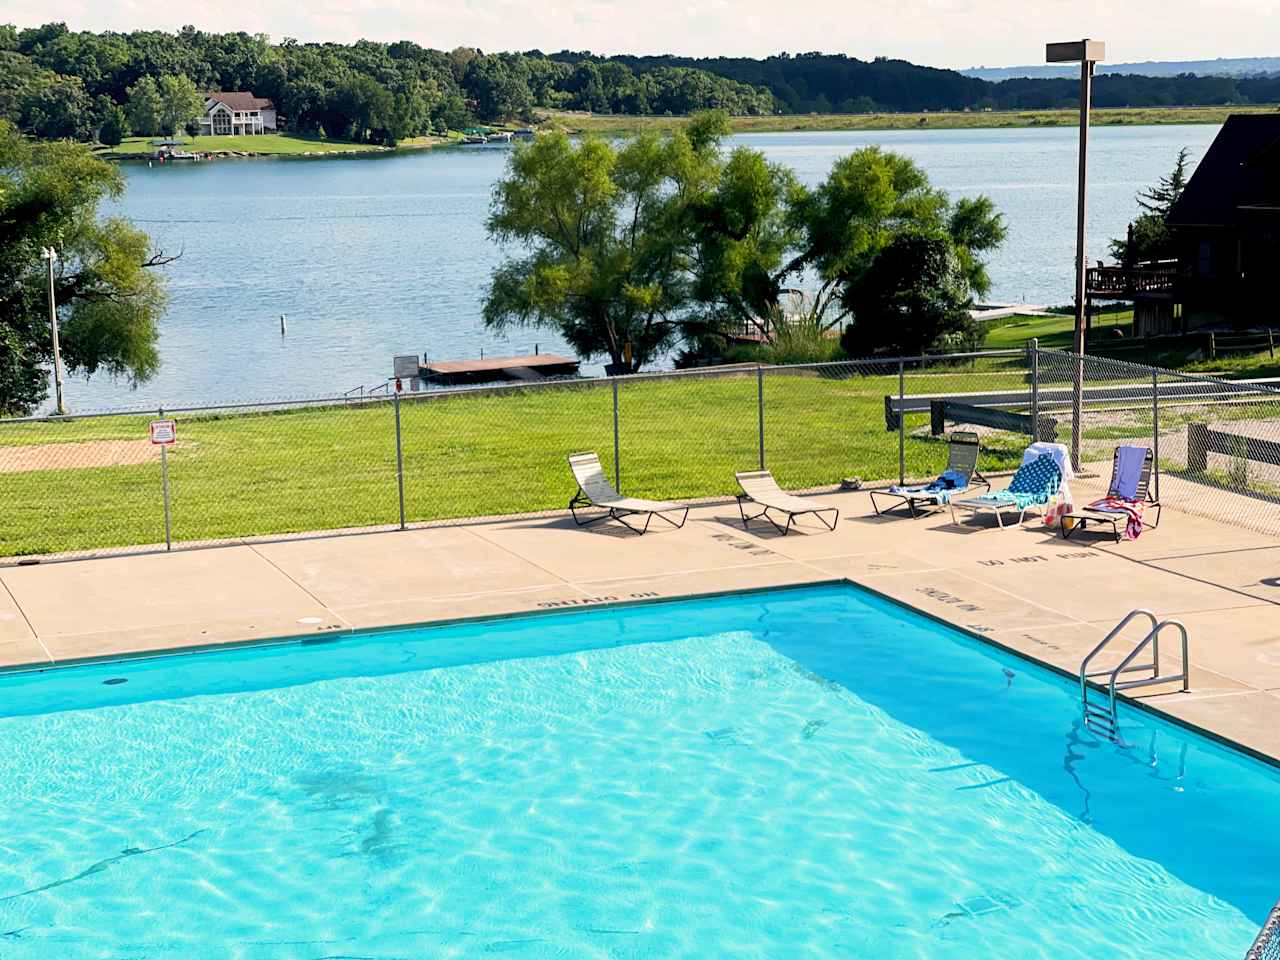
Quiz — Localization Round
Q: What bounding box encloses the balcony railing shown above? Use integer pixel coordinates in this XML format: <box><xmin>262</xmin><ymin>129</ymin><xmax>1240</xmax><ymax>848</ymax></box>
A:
<box><xmin>1086</xmin><ymin>262</ymin><xmax>1181</xmax><ymax>298</ymax></box>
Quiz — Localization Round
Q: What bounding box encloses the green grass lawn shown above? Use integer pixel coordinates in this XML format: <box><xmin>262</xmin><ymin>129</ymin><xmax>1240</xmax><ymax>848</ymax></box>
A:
<box><xmin>99</xmin><ymin>133</ymin><xmax>387</xmax><ymax>157</ymax></box>
<box><xmin>0</xmin><ymin>369</ymin><xmax>1030</xmax><ymax>558</ymax></box>
<box><xmin>981</xmin><ymin>311</ymin><xmax>1133</xmax><ymax>351</ymax></box>
<box><xmin>1181</xmin><ymin>350</ymin><xmax>1280</xmax><ymax>380</ymax></box>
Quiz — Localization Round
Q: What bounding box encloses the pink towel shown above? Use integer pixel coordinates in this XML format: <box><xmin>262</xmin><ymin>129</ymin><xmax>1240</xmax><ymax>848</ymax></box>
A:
<box><xmin>1089</xmin><ymin>497</ymin><xmax>1145</xmax><ymax>540</ymax></box>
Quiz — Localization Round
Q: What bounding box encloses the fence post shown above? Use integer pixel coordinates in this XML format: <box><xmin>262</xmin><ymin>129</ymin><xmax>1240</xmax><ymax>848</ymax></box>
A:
<box><xmin>897</xmin><ymin>359</ymin><xmax>906</xmax><ymax>486</ymax></box>
<box><xmin>1152</xmin><ymin>367</ymin><xmax>1161</xmax><ymax>501</ymax></box>
<box><xmin>756</xmin><ymin>365</ymin><xmax>765</xmax><ymax>470</ymax></box>
<box><xmin>1269</xmin><ymin>328</ymin><xmax>1276</xmax><ymax>359</ymax></box>
<box><xmin>1029</xmin><ymin>338</ymin><xmax>1040</xmax><ymax>442</ymax></box>
<box><xmin>612</xmin><ymin>377</ymin><xmax>621</xmax><ymax>492</ymax></box>
<box><xmin>159</xmin><ymin>405</ymin><xmax>172</xmax><ymax>551</ymax></box>
<box><xmin>393</xmin><ymin>390</ymin><xmax>406</xmax><ymax>530</ymax></box>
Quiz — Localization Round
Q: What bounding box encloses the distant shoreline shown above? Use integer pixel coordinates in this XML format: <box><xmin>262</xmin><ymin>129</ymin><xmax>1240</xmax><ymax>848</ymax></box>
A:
<box><xmin>540</xmin><ymin>104</ymin><xmax>1280</xmax><ymax>136</ymax></box>
<box><xmin>93</xmin><ymin>104</ymin><xmax>1278</xmax><ymax>164</ymax></box>
<box><xmin>95</xmin><ymin>132</ymin><xmax>456</xmax><ymax>162</ymax></box>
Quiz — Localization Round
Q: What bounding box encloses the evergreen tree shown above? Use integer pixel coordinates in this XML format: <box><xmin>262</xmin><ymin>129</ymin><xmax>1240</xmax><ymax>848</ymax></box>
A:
<box><xmin>1137</xmin><ymin>147</ymin><xmax>1191</xmax><ymax>217</ymax></box>
<box><xmin>1110</xmin><ymin>147</ymin><xmax>1192</xmax><ymax>264</ymax></box>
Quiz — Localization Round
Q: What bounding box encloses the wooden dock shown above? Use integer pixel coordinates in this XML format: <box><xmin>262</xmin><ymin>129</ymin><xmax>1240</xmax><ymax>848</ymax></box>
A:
<box><xmin>421</xmin><ymin>353</ymin><xmax>580</xmax><ymax>386</ymax></box>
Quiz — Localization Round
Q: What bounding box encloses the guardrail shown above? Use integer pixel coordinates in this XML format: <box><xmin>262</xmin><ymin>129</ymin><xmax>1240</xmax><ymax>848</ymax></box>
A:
<box><xmin>883</xmin><ymin>377</ymin><xmax>1280</xmax><ymax>430</ymax></box>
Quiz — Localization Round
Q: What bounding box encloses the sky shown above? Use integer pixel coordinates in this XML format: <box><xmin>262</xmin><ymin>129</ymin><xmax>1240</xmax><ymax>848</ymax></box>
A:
<box><xmin>6</xmin><ymin>0</ymin><xmax>1278</xmax><ymax>69</ymax></box>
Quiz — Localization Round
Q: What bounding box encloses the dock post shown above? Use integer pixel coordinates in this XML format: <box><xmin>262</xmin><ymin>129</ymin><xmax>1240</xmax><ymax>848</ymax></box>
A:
<box><xmin>612</xmin><ymin>378</ymin><xmax>621</xmax><ymax>493</ymax></box>
<box><xmin>394</xmin><ymin>391</ymin><xmax>406</xmax><ymax>530</ymax></box>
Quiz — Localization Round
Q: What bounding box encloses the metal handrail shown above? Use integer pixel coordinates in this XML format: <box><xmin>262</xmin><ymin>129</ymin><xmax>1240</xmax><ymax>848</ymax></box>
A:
<box><xmin>1105</xmin><ymin>619</ymin><xmax>1189</xmax><ymax>719</ymax></box>
<box><xmin>1079</xmin><ymin>609</ymin><xmax>1158</xmax><ymax>701</ymax></box>
<box><xmin>1080</xmin><ymin>610</ymin><xmax>1190</xmax><ymax>738</ymax></box>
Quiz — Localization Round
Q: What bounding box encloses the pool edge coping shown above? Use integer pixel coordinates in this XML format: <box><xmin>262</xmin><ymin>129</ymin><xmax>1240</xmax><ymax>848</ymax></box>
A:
<box><xmin>3</xmin><ymin>573</ymin><xmax>1277</xmax><ymax>772</ymax></box>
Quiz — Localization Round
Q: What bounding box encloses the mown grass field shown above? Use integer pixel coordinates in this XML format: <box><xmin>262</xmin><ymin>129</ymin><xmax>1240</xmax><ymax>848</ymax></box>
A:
<box><xmin>98</xmin><ymin>133</ymin><xmax>388</xmax><ymax>157</ymax></box>
<box><xmin>981</xmin><ymin>311</ymin><xmax>1133</xmax><ymax>351</ymax></box>
<box><xmin>540</xmin><ymin>104</ymin><xmax>1279</xmax><ymax>137</ymax></box>
<box><xmin>0</xmin><ymin>368</ymin><xmax>1030</xmax><ymax>558</ymax></box>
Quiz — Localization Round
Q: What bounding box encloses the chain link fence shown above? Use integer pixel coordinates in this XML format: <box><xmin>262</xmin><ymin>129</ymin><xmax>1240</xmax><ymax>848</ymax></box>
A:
<box><xmin>1032</xmin><ymin>347</ymin><xmax>1280</xmax><ymax>538</ymax></box>
<box><xmin>2</xmin><ymin>346</ymin><xmax>1278</xmax><ymax>561</ymax></box>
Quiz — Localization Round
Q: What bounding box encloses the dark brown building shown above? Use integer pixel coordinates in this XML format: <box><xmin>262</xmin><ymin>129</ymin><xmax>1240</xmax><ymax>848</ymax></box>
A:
<box><xmin>1087</xmin><ymin>113</ymin><xmax>1280</xmax><ymax>336</ymax></box>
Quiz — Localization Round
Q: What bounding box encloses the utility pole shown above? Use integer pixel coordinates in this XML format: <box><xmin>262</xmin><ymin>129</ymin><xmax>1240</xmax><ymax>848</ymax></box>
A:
<box><xmin>41</xmin><ymin>247</ymin><xmax>67</xmax><ymax>416</ymax></box>
<box><xmin>1047</xmin><ymin>38</ymin><xmax>1104</xmax><ymax>472</ymax></box>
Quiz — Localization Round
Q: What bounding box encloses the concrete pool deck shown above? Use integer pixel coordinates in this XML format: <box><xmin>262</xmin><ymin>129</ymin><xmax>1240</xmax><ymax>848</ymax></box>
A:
<box><xmin>3</xmin><ymin>486</ymin><xmax>1279</xmax><ymax>761</ymax></box>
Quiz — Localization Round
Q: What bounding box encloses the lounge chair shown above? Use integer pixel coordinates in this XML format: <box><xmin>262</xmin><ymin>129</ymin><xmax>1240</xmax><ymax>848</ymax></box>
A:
<box><xmin>1060</xmin><ymin>446</ymin><xmax>1161</xmax><ymax>542</ymax></box>
<box><xmin>949</xmin><ymin>453</ymin><xmax>1062</xmax><ymax>529</ymax></box>
<box><xmin>568</xmin><ymin>452</ymin><xmax>689</xmax><ymax>535</ymax></box>
<box><xmin>868</xmin><ymin>431</ymin><xmax>988</xmax><ymax>518</ymax></box>
<box><xmin>736</xmin><ymin>470</ymin><xmax>839</xmax><ymax>535</ymax></box>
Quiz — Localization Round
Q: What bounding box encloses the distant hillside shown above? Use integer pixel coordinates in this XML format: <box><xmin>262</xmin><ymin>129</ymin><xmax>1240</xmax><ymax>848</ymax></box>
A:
<box><xmin>5</xmin><ymin>23</ymin><xmax>1280</xmax><ymax>147</ymax></box>
<box><xmin>963</xmin><ymin>56</ymin><xmax>1280</xmax><ymax>81</ymax></box>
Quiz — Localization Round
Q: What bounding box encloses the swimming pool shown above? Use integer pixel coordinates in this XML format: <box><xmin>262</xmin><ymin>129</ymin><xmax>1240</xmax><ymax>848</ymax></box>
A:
<box><xmin>0</xmin><ymin>583</ymin><xmax>1275</xmax><ymax>958</ymax></box>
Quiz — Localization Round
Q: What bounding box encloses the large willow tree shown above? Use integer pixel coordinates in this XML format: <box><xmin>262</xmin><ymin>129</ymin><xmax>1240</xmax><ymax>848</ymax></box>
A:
<box><xmin>483</xmin><ymin>112</ymin><xmax>728</xmax><ymax>373</ymax></box>
<box><xmin>0</xmin><ymin>121</ymin><xmax>171</xmax><ymax>415</ymax></box>
<box><xmin>485</xmin><ymin>115</ymin><xmax>1007</xmax><ymax>368</ymax></box>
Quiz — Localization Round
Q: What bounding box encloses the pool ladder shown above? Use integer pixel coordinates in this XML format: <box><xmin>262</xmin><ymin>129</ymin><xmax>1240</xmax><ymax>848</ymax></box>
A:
<box><xmin>1079</xmin><ymin>609</ymin><xmax>1190</xmax><ymax>740</ymax></box>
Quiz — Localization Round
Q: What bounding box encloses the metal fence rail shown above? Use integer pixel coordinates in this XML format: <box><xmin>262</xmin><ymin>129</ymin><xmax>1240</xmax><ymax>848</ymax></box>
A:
<box><xmin>2</xmin><ymin>346</ymin><xmax>1278</xmax><ymax>562</ymax></box>
<box><xmin>1031</xmin><ymin>347</ymin><xmax>1280</xmax><ymax>539</ymax></box>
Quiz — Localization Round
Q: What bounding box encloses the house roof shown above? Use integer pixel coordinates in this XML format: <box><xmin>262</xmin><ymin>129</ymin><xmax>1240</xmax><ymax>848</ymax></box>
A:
<box><xmin>1167</xmin><ymin>114</ymin><xmax>1280</xmax><ymax>228</ymax></box>
<box><xmin>205</xmin><ymin>91</ymin><xmax>274</xmax><ymax>112</ymax></box>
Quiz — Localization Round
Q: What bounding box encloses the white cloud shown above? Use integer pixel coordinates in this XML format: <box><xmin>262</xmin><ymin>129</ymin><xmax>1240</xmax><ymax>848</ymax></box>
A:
<box><xmin>6</xmin><ymin>0</ymin><xmax>1277</xmax><ymax>68</ymax></box>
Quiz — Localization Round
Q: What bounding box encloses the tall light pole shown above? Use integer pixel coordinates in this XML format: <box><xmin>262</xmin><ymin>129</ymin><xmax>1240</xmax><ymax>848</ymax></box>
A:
<box><xmin>1047</xmin><ymin>38</ymin><xmax>1104</xmax><ymax>471</ymax></box>
<box><xmin>40</xmin><ymin>247</ymin><xmax>67</xmax><ymax>416</ymax></box>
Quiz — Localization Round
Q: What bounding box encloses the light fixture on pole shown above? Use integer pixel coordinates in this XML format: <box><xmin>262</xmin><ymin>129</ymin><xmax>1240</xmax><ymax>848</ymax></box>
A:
<box><xmin>1046</xmin><ymin>37</ymin><xmax>1104</xmax><ymax>471</ymax></box>
<box><xmin>40</xmin><ymin>246</ymin><xmax>68</xmax><ymax>416</ymax></box>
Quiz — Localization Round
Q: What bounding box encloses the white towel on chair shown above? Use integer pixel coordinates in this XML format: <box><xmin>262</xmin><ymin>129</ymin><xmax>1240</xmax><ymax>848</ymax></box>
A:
<box><xmin>1023</xmin><ymin>442</ymin><xmax>1074</xmax><ymax>481</ymax></box>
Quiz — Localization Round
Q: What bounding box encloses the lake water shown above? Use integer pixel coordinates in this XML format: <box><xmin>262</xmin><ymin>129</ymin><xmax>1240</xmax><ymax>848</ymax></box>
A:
<box><xmin>65</xmin><ymin>124</ymin><xmax>1219</xmax><ymax>412</ymax></box>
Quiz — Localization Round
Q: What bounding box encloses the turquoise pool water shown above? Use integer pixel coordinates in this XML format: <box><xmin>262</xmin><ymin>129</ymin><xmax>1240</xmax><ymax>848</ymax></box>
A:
<box><xmin>0</xmin><ymin>583</ymin><xmax>1275</xmax><ymax>958</ymax></box>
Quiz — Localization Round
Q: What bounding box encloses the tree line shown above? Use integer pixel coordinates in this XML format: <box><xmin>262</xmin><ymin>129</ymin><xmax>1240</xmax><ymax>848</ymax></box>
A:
<box><xmin>4</xmin><ymin>24</ymin><xmax>1280</xmax><ymax>147</ymax></box>
<box><xmin>0</xmin><ymin>23</ymin><xmax>774</xmax><ymax>145</ymax></box>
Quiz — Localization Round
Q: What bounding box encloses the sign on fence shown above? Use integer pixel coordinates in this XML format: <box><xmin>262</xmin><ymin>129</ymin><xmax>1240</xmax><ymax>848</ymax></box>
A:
<box><xmin>149</xmin><ymin>419</ymin><xmax>177</xmax><ymax>445</ymax></box>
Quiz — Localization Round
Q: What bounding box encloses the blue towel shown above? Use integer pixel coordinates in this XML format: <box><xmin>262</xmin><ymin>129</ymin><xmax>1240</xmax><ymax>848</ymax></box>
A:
<box><xmin>974</xmin><ymin>454</ymin><xmax>1061</xmax><ymax>509</ymax></box>
<box><xmin>1113</xmin><ymin>446</ymin><xmax>1147</xmax><ymax>501</ymax></box>
<box><xmin>888</xmin><ymin>469</ymin><xmax>969</xmax><ymax>504</ymax></box>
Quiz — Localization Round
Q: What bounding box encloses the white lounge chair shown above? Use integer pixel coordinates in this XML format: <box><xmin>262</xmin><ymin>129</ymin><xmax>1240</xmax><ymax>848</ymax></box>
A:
<box><xmin>568</xmin><ymin>452</ymin><xmax>689</xmax><ymax>535</ymax></box>
<box><xmin>735</xmin><ymin>470</ymin><xmax>839</xmax><ymax>535</ymax></box>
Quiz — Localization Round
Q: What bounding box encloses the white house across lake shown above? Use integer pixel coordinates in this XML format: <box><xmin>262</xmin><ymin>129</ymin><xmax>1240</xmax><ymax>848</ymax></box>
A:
<box><xmin>200</xmin><ymin>92</ymin><xmax>277</xmax><ymax>136</ymax></box>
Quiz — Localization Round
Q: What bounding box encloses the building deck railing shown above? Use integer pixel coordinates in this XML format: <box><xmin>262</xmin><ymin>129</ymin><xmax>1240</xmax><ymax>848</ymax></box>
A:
<box><xmin>1086</xmin><ymin>262</ymin><xmax>1182</xmax><ymax>298</ymax></box>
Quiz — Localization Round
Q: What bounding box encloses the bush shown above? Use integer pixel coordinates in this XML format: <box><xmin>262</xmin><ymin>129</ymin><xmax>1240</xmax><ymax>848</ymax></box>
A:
<box><xmin>725</xmin><ymin>322</ymin><xmax>846</xmax><ymax>365</ymax></box>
